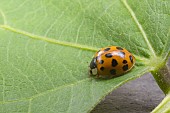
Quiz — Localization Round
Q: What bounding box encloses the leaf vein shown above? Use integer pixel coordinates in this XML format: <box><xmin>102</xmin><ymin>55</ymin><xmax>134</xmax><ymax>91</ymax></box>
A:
<box><xmin>10</xmin><ymin>62</ymin><xmax>39</xmax><ymax>94</ymax></box>
<box><xmin>0</xmin><ymin>78</ymin><xmax>90</xmax><ymax>104</ymax></box>
<box><xmin>28</xmin><ymin>99</ymin><xmax>32</xmax><ymax>113</ymax></box>
<box><xmin>0</xmin><ymin>66</ymin><xmax>151</xmax><ymax>105</ymax></box>
<box><xmin>0</xmin><ymin>9</ymin><xmax>7</xmax><ymax>25</ymax></box>
<box><xmin>76</xmin><ymin>17</ymin><xmax>85</xmax><ymax>43</ymax></box>
<box><xmin>0</xmin><ymin>25</ymin><xmax>99</xmax><ymax>52</ymax></box>
<box><xmin>25</xmin><ymin>40</ymin><xmax>55</xmax><ymax>88</ymax></box>
<box><xmin>67</xmin><ymin>85</ymin><xmax>73</xmax><ymax>113</ymax></box>
<box><xmin>121</xmin><ymin>0</ymin><xmax>156</xmax><ymax>57</ymax></box>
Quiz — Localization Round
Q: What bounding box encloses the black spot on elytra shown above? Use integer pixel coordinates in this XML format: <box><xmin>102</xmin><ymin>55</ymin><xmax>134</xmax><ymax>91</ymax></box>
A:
<box><xmin>122</xmin><ymin>64</ymin><xmax>128</xmax><ymax>71</ymax></box>
<box><xmin>100</xmin><ymin>67</ymin><xmax>105</xmax><ymax>71</ymax></box>
<box><xmin>112</xmin><ymin>59</ymin><xmax>118</xmax><ymax>67</ymax></box>
<box><xmin>104</xmin><ymin>48</ymin><xmax>110</xmax><ymax>51</ymax></box>
<box><xmin>116</xmin><ymin>46</ymin><xmax>123</xmax><ymax>50</ymax></box>
<box><xmin>99</xmin><ymin>60</ymin><xmax>104</xmax><ymax>64</ymax></box>
<box><xmin>118</xmin><ymin>51</ymin><xmax>125</xmax><ymax>58</ymax></box>
<box><xmin>105</xmin><ymin>53</ymin><xmax>112</xmax><ymax>58</ymax></box>
<box><xmin>123</xmin><ymin>60</ymin><xmax>127</xmax><ymax>64</ymax></box>
<box><xmin>110</xmin><ymin>69</ymin><xmax>116</xmax><ymax>75</ymax></box>
<box><xmin>129</xmin><ymin>55</ymin><xmax>133</xmax><ymax>63</ymax></box>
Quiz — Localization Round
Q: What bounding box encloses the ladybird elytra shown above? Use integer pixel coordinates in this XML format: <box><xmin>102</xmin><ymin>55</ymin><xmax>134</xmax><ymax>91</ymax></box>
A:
<box><xmin>89</xmin><ymin>46</ymin><xmax>135</xmax><ymax>78</ymax></box>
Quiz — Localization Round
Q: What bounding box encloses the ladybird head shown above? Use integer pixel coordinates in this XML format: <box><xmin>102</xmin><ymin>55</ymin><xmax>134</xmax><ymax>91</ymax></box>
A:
<box><xmin>89</xmin><ymin>57</ymin><xmax>98</xmax><ymax>76</ymax></box>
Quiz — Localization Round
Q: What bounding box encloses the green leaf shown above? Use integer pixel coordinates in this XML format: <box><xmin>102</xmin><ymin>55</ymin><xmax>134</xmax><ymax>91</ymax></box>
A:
<box><xmin>0</xmin><ymin>0</ymin><xmax>169</xmax><ymax>113</ymax></box>
<box><xmin>152</xmin><ymin>93</ymin><xmax>170</xmax><ymax>113</ymax></box>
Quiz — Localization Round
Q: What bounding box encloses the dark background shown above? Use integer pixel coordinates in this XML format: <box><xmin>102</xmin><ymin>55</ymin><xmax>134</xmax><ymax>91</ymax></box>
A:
<box><xmin>91</xmin><ymin>59</ymin><xmax>170</xmax><ymax>113</ymax></box>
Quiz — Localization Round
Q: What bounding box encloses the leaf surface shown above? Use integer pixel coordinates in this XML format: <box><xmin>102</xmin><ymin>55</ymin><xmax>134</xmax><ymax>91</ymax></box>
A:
<box><xmin>0</xmin><ymin>0</ymin><xmax>169</xmax><ymax>113</ymax></box>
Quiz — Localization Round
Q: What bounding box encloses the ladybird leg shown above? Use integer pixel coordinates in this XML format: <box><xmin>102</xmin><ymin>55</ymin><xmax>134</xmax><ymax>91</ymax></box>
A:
<box><xmin>95</xmin><ymin>74</ymin><xmax>100</xmax><ymax>78</ymax></box>
<box><xmin>88</xmin><ymin>72</ymin><xmax>92</xmax><ymax>78</ymax></box>
<box><xmin>88</xmin><ymin>66</ymin><xmax>92</xmax><ymax>76</ymax></box>
<box><xmin>109</xmin><ymin>75</ymin><xmax>114</xmax><ymax>79</ymax></box>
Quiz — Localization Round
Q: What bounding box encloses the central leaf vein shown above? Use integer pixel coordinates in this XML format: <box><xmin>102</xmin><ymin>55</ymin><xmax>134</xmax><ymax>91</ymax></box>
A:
<box><xmin>0</xmin><ymin>25</ymin><xmax>99</xmax><ymax>52</ymax></box>
<box><xmin>0</xmin><ymin>25</ymin><xmax>149</xmax><ymax>62</ymax></box>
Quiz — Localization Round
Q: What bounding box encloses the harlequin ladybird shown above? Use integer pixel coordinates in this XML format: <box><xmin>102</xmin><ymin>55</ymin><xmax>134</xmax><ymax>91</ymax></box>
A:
<box><xmin>89</xmin><ymin>46</ymin><xmax>135</xmax><ymax>78</ymax></box>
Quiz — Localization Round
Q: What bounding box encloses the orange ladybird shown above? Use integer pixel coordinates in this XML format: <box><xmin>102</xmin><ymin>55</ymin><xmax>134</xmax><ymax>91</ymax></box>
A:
<box><xmin>89</xmin><ymin>46</ymin><xmax>135</xmax><ymax>78</ymax></box>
